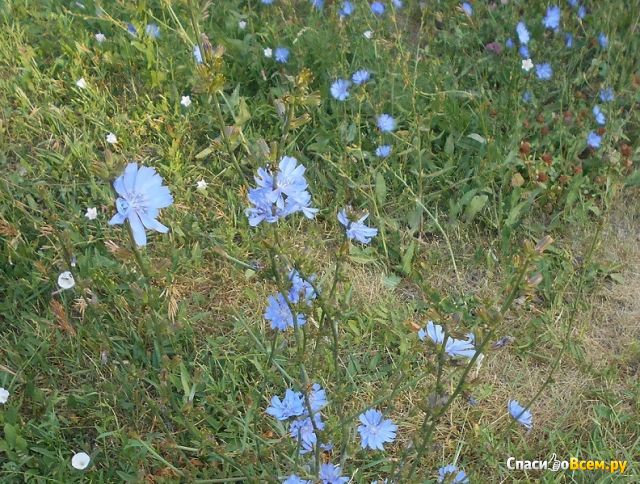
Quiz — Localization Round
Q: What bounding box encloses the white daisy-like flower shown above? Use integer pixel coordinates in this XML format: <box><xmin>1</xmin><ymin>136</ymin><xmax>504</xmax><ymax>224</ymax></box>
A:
<box><xmin>85</xmin><ymin>207</ymin><xmax>98</xmax><ymax>220</ymax></box>
<box><xmin>57</xmin><ymin>271</ymin><xmax>75</xmax><ymax>290</ymax></box>
<box><xmin>263</xmin><ymin>47</ymin><xmax>273</xmax><ymax>58</ymax></box>
<box><xmin>95</xmin><ymin>32</ymin><xmax>106</xmax><ymax>43</ymax></box>
<box><xmin>106</xmin><ymin>132</ymin><xmax>117</xmax><ymax>144</ymax></box>
<box><xmin>239</xmin><ymin>20</ymin><xmax>247</xmax><ymax>30</ymax></box>
<box><xmin>76</xmin><ymin>77</ymin><xmax>87</xmax><ymax>89</ymax></box>
<box><xmin>363</xmin><ymin>30</ymin><xmax>373</xmax><ymax>39</ymax></box>
<box><xmin>0</xmin><ymin>387</ymin><xmax>9</xmax><ymax>404</ymax></box>
<box><xmin>180</xmin><ymin>95</ymin><xmax>192</xmax><ymax>107</ymax></box>
<box><xmin>71</xmin><ymin>452</ymin><xmax>91</xmax><ymax>470</ymax></box>
<box><xmin>196</xmin><ymin>179</ymin><xmax>208</xmax><ymax>191</ymax></box>
<box><xmin>522</xmin><ymin>58</ymin><xmax>534</xmax><ymax>72</ymax></box>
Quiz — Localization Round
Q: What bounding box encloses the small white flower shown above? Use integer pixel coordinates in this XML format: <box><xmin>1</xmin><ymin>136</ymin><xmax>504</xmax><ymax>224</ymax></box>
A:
<box><xmin>0</xmin><ymin>387</ymin><xmax>9</xmax><ymax>404</ymax></box>
<box><xmin>57</xmin><ymin>271</ymin><xmax>75</xmax><ymax>290</ymax></box>
<box><xmin>196</xmin><ymin>179</ymin><xmax>208</xmax><ymax>191</ymax></box>
<box><xmin>239</xmin><ymin>20</ymin><xmax>247</xmax><ymax>30</ymax></box>
<box><xmin>71</xmin><ymin>452</ymin><xmax>91</xmax><ymax>470</ymax></box>
<box><xmin>180</xmin><ymin>95</ymin><xmax>192</xmax><ymax>107</ymax></box>
<box><xmin>95</xmin><ymin>32</ymin><xmax>106</xmax><ymax>43</ymax></box>
<box><xmin>106</xmin><ymin>132</ymin><xmax>117</xmax><ymax>144</ymax></box>
<box><xmin>76</xmin><ymin>77</ymin><xmax>87</xmax><ymax>89</ymax></box>
<box><xmin>85</xmin><ymin>207</ymin><xmax>98</xmax><ymax>220</ymax></box>
<box><xmin>363</xmin><ymin>30</ymin><xmax>373</xmax><ymax>39</ymax></box>
<box><xmin>522</xmin><ymin>58</ymin><xmax>534</xmax><ymax>72</ymax></box>
<box><xmin>263</xmin><ymin>47</ymin><xmax>273</xmax><ymax>58</ymax></box>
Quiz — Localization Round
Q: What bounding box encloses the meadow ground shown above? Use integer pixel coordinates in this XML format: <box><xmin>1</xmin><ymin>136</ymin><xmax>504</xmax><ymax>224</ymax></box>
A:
<box><xmin>0</xmin><ymin>0</ymin><xmax>639</xmax><ymax>482</ymax></box>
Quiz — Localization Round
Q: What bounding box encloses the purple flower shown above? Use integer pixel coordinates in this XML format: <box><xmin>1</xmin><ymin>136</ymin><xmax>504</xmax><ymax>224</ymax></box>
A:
<box><xmin>370</xmin><ymin>1</ymin><xmax>385</xmax><ymax>16</ymax></box>
<box><xmin>275</xmin><ymin>47</ymin><xmax>289</xmax><ymax>63</ymax></box>
<box><xmin>338</xmin><ymin>209</ymin><xmax>378</xmax><ymax>244</ymax></box>
<box><xmin>598</xmin><ymin>33</ymin><xmax>608</xmax><ymax>48</ymax></box>
<box><xmin>266</xmin><ymin>389</ymin><xmax>305</xmax><ymax>420</ymax></box>
<box><xmin>338</xmin><ymin>1</ymin><xmax>354</xmax><ymax>17</ymax></box>
<box><xmin>565</xmin><ymin>32</ymin><xmax>574</xmax><ymax>48</ymax></box>
<box><xmin>330</xmin><ymin>79</ymin><xmax>351</xmax><ymax>101</ymax></box>
<box><xmin>592</xmin><ymin>105</ymin><xmax>606</xmax><ymax>125</ymax></box>
<box><xmin>508</xmin><ymin>399</ymin><xmax>533</xmax><ymax>429</ymax></box>
<box><xmin>108</xmin><ymin>163</ymin><xmax>173</xmax><ymax>246</ymax></box>
<box><xmin>516</xmin><ymin>21</ymin><xmax>530</xmax><ymax>45</ymax></box>
<box><xmin>357</xmin><ymin>409</ymin><xmax>397</xmax><ymax>450</ymax></box>
<box><xmin>542</xmin><ymin>6</ymin><xmax>561</xmax><ymax>31</ymax></box>
<box><xmin>461</xmin><ymin>2</ymin><xmax>473</xmax><ymax>16</ymax></box>
<box><xmin>264</xmin><ymin>293</ymin><xmax>306</xmax><ymax>331</ymax></box>
<box><xmin>535</xmin><ymin>63</ymin><xmax>553</xmax><ymax>80</ymax></box>
<box><xmin>319</xmin><ymin>463</ymin><xmax>349</xmax><ymax>484</ymax></box>
<box><xmin>438</xmin><ymin>464</ymin><xmax>469</xmax><ymax>483</ymax></box>
<box><xmin>376</xmin><ymin>145</ymin><xmax>392</xmax><ymax>158</ymax></box>
<box><xmin>352</xmin><ymin>69</ymin><xmax>371</xmax><ymax>85</ymax></box>
<box><xmin>587</xmin><ymin>131</ymin><xmax>602</xmax><ymax>149</ymax></box>
<box><xmin>376</xmin><ymin>113</ymin><xmax>396</xmax><ymax>132</ymax></box>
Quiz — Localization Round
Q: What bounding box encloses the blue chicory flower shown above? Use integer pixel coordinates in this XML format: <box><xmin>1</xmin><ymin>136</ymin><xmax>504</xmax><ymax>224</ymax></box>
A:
<box><xmin>267</xmin><ymin>389</ymin><xmax>305</xmax><ymax>420</ymax></box>
<box><xmin>339</xmin><ymin>0</ymin><xmax>355</xmax><ymax>17</ymax></box>
<box><xmin>308</xmin><ymin>383</ymin><xmax>329</xmax><ymax>414</ymax></box>
<box><xmin>376</xmin><ymin>113</ymin><xmax>396</xmax><ymax>132</ymax></box>
<box><xmin>288</xmin><ymin>270</ymin><xmax>317</xmax><ymax>305</ymax></box>
<box><xmin>599</xmin><ymin>88</ymin><xmax>615</xmax><ymax>102</ymax></box>
<box><xmin>275</xmin><ymin>47</ymin><xmax>290</xmax><ymax>63</ymax></box>
<box><xmin>598</xmin><ymin>33</ymin><xmax>608</xmax><ymax>48</ymax></box>
<box><xmin>505</xmin><ymin>38</ymin><xmax>515</xmax><ymax>49</ymax></box>
<box><xmin>283</xmin><ymin>476</ymin><xmax>310</xmax><ymax>484</ymax></box>
<box><xmin>392</xmin><ymin>0</ymin><xmax>404</xmax><ymax>8</ymax></box>
<box><xmin>246</xmin><ymin>156</ymin><xmax>317</xmax><ymax>226</ymax></box>
<box><xmin>108</xmin><ymin>163</ymin><xmax>173</xmax><ymax>246</ymax></box>
<box><xmin>357</xmin><ymin>409</ymin><xmax>398</xmax><ymax>450</ymax></box>
<box><xmin>461</xmin><ymin>2</ymin><xmax>473</xmax><ymax>16</ymax></box>
<box><xmin>565</xmin><ymin>32</ymin><xmax>574</xmax><ymax>48</ymax></box>
<box><xmin>522</xmin><ymin>91</ymin><xmax>533</xmax><ymax>103</ymax></box>
<box><xmin>542</xmin><ymin>6</ymin><xmax>561</xmax><ymax>31</ymax></box>
<box><xmin>567</xmin><ymin>0</ymin><xmax>578</xmax><ymax>6</ymax></box>
<box><xmin>592</xmin><ymin>105</ymin><xmax>606</xmax><ymax>125</ymax></box>
<box><xmin>508</xmin><ymin>399</ymin><xmax>533</xmax><ymax>429</ymax></box>
<box><xmin>338</xmin><ymin>209</ymin><xmax>378</xmax><ymax>244</ymax></box>
<box><xmin>370</xmin><ymin>1</ymin><xmax>385</xmax><ymax>16</ymax></box>
<box><xmin>535</xmin><ymin>63</ymin><xmax>553</xmax><ymax>80</ymax></box>
<box><xmin>577</xmin><ymin>5</ymin><xmax>586</xmax><ymax>19</ymax></box>
<box><xmin>352</xmin><ymin>69</ymin><xmax>371</xmax><ymax>85</ymax></box>
<box><xmin>127</xmin><ymin>23</ymin><xmax>138</xmax><ymax>37</ymax></box>
<box><xmin>587</xmin><ymin>131</ymin><xmax>602</xmax><ymax>149</ymax></box>
<box><xmin>291</xmin><ymin>413</ymin><xmax>325</xmax><ymax>454</ymax></box>
<box><xmin>418</xmin><ymin>321</ymin><xmax>477</xmax><ymax>359</ymax></box>
<box><xmin>311</xmin><ymin>0</ymin><xmax>324</xmax><ymax>9</ymax></box>
<box><xmin>518</xmin><ymin>45</ymin><xmax>530</xmax><ymax>58</ymax></box>
<box><xmin>319</xmin><ymin>463</ymin><xmax>349</xmax><ymax>484</ymax></box>
<box><xmin>376</xmin><ymin>145</ymin><xmax>392</xmax><ymax>158</ymax></box>
<box><xmin>261</xmin><ymin>0</ymin><xmax>274</xmax><ymax>4</ymax></box>
<box><xmin>145</xmin><ymin>23</ymin><xmax>160</xmax><ymax>39</ymax></box>
<box><xmin>265</xmin><ymin>293</ymin><xmax>306</xmax><ymax>331</ymax></box>
<box><xmin>438</xmin><ymin>464</ymin><xmax>469</xmax><ymax>483</ymax></box>
<box><xmin>330</xmin><ymin>79</ymin><xmax>351</xmax><ymax>101</ymax></box>
<box><xmin>193</xmin><ymin>45</ymin><xmax>203</xmax><ymax>64</ymax></box>
<box><xmin>516</xmin><ymin>21</ymin><xmax>530</xmax><ymax>45</ymax></box>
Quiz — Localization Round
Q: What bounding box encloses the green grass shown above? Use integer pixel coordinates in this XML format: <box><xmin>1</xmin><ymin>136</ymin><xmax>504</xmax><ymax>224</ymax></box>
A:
<box><xmin>1</xmin><ymin>0</ymin><xmax>639</xmax><ymax>482</ymax></box>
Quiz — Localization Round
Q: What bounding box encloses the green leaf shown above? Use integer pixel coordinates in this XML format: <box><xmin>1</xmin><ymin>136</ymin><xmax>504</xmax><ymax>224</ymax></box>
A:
<box><xmin>464</xmin><ymin>194</ymin><xmax>488</xmax><ymax>222</ymax></box>
<box><xmin>375</xmin><ymin>172</ymin><xmax>387</xmax><ymax>205</ymax></box>
<box><xmin>444</xmin><ymin>134</ymin><xmax>455</xmax><ymax>155</ymax></box>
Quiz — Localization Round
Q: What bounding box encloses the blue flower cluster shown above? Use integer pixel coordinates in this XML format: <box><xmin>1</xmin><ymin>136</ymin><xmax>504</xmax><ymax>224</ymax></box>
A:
<box><xmin>267</xmin><ymin>384</ymin><xmax>349</xmax><ymax>480</ymax></box>
<box><xmin>264</xmin><ymin>270</ymin><xmax>317</xmax><ymax>331</ymax></box>
<box><xmin>246</xmin><ymin>156</ymin><xmax>317</xmax><ymax>226</ymax></box>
